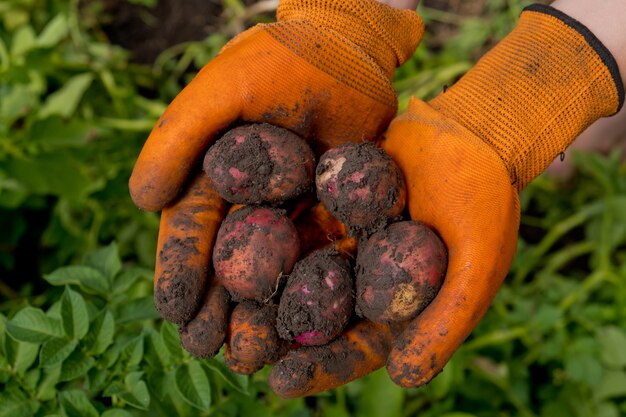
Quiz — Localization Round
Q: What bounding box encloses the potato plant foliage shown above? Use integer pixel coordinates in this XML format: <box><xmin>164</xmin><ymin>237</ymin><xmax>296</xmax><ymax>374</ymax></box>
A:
<box><xmin>1</xmin><ymin>0</ymin><xmax>626</xmax><ymax>416</ymax></box>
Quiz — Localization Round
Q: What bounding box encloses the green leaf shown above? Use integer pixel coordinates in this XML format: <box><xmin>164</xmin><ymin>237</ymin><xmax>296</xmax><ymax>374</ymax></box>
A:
<box><xmin>36</xmin><ymin>14</ymin><xmax>68</xmax><ymax>48</ymax></box>
<box><xmin>161</xmin><ymin>321</ymin><xmax>183</xmax><ymax>360</ymax></box>
<box><xmin>5</xmin><ymin>337</ymin><xmax>39</xmax><ymax>375</ymax></box>
<box><xmin>84</xmin><ymin>310</ymin><xmax>115</xmax><ymax>355</ymax></box>
<box><xmin>121</xmin><ymin>334</ymin><xmax>144</xmax><ymax>368</ymax></box>
<box><xmin>146</xmin><ymin>328</ymin><xmax>171</xmax><ymax>367</ymax></box>
<box><xmin>439</xmin><ymin>414</ymin><xmax>479</xmax><ymax>417</ymax></box>
<box><xmin>103</xmin><ymin>373</ymin><xmax>150</xmax><ymax>410</ymax></box>
<box><xmin>123</xmin><ymin>371</ymin><xmax>151</xmax><ymax>410</ymax></box>
<box><xmin>356</xmin><ymin>368</ymin><xmax>404</xmax><ymax>417</ymax></box>
<box><xmin>36</xmin><ymin>366</ymin><xmax>61</xmax><ymax>401</ymax></box>
<box><xmin>596</xmin><ymin>403</ymin><xmax>620</xmax><ymax>417</ymax></box>
<box><xmin>7</xmin><ymin>307</ymin><xmax>64</xmax><ymax>343</ymax></box>
<box><xmin>59</xmin><ymin>390</ymin><xmax>99</xmax><ymax>417</ymax></box>
<box><xmin>598</xmin><ymin>326</ymin><xmax>626</xmax><ymax>368</ymax></box>
<box><xmin>0</xmin><ymin>389</ymin><xmax>38</xmax><ymax>417</ymax></box>
<box><xmin>116</xmin><ymin>297</ymin><xmax>159</xmax><ymax>325</ymax></box>
<box><xmin>60</xmin><ymin>287</ymin><xmax>89</xmax><ymax>340</ymax></box>
<box><xmin>204</xmin><ymin>358</ymin><xmax>249</xmax><ymax>395</ymax></box>
<box><xmin>60</xmin><ymin>349</ymin><xmax>95</xmax><ymax>382</ymax></box>
<box><xmin>23</xmin><ymin>368</ymin><xmax>41</xmax><ymax>391</ymax></box>
<box><xmin>175</xmin><ymin>362</ymin><xmax>212</xmax><ymax>411</ymax></box>
<box><xmin>45</xmin><ymin>266</ymin><xmax>109</xmax><ymax>295</ymax></box>
<box><xmin>39</xmin><ymin>73</ymin><xmax>93</xmax><ymax>119</ymax></box>
<box><xmin>113</xmin><ymin>267</ymin><xmax>152</xmax><ymax>294</ymax></box>
<box><xmin>86</xmin><ymin>368</ymin><xmax>110</xmax><ymax>393</ymax></box>
<box><xmin>102</xmin><ymin>411</ymin><xmax>133</xmax><ymax>417</ymax></box>
<box><xmin>565</xmin><ymin>352</ymin><xmax>603</xmax><ymax>387</ymax></box>
<box><xmin>40</xmin><ymin>338</ymin><xmax>78</xmax><ymax>368</ymax></box>
<box><xmin>593</xmin><ymin>370</ymin><xmax>626</xmax><ymax>401</ymax></box>
<box><xmin>11</xmin><ymin>25</ymin><xmax>36</xmax><ymax>56</ymax></box>
<box><xmin>4</xmin><ymin>153</ymin><xmax>93</xmax><ymax>200</ymax></box>
<box><xmin>29</xmin><ymin>117</ymin><xmax>92</xmax><ymax>149</ymax></box>
<box><xmin>84</xmin><ymin>243</ymin><xmax>122</xmax><ymax>281</ymax></box>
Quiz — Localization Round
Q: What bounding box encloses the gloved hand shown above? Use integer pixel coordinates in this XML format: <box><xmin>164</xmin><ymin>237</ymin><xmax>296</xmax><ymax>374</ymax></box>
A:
<box><xmin>269</xmin><ymin>4</ymin><xmax>624</xmax><ymax>397</ymax></box>
<box><xmin>136</xmin><ymin>0</ymin><xmax>424</xmax><ymax>326</ymax></box>
<box><xmin>130</xmin><ymin>0</ymin><xmax>423</xmax><ymax>212</ymax></box>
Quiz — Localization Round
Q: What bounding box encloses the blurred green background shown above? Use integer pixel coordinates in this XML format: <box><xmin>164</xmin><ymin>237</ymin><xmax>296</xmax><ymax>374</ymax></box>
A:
<box><xmin>1</xmin><ymin>0</ymin><xmax>625</xmax><ymax>416</ymax></box>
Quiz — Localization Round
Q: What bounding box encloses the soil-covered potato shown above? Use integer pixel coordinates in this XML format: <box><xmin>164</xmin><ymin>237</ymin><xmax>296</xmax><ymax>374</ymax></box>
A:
<box><xmin>204</xmin><ymin>123</ymin><xmax>315</xmax><ymax>205</ymax></box>
<box><xmin>213</xmin><ymin>206</ymin><xmax>300</xmax><ymax>302</ymax></box>
<box><xmin>277</xmin><ymin>249</ymin><xmax>354</xmax><ymax>346</ymax></box>
<box><xmin>315</xmin><ymin>142</ymin><xmax>406</xmax><ymax>234</ymax></box>
<box><xmin>356</xmin><ymin>221</ymin><xmax>447</xmax><ymax>323</ymax></box>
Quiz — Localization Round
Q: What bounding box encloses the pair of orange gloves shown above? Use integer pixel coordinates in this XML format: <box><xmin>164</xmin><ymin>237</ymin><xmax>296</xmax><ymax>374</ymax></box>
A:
<box><xmin>129</xmin><ymin>0</ymin><xmax>624</xmax><ymax>398</ymax></box>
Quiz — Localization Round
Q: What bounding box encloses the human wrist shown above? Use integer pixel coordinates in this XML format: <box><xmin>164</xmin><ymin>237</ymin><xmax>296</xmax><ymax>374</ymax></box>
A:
<box><xmin>375</xmin><ymin>0</ymin><xmax>419</xmax><ymax>10</ymax></box>
<box><xmin>428</xmin><ymin>4</ymin><xmax>624</xmax><ymax>190</ymax></box>
<box><xmin>551</xmin><ymin>0</ymin><xmax>626</xmax><ymax>84</ymax></box>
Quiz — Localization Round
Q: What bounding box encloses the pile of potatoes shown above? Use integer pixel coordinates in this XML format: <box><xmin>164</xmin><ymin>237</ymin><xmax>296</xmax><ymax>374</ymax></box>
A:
<box><xmin>194</xmin><ymin>123</ymin><xmax>448</xmax><ymax>373</ymax></box>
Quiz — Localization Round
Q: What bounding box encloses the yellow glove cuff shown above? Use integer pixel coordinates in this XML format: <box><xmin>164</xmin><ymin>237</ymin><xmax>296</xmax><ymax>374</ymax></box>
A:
<box><xmin>429</xmin><ymin>4</ymin><xmax>624</xmax><ymax>190</ymax></box>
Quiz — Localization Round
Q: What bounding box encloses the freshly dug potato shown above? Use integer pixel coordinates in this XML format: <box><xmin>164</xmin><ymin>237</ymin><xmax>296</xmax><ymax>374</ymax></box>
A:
<box><xmin>356</xmin><ymin>221</ymin><xmax>447</xmax><ymax>323</ymax></box>
<box><xmin>213</xmin><ymin>206</ymin><xmax>300</xmax><ymax>302</ymax></box>
<box><xmin>277</xmin><ymin>249</ymin><xmax>354</xmax><ymax>346</ymax></box>
<box><xmin>227</xmin><ymin>301</ymin><xmax>287</xmax><ymax>371</ymax></box>
<box><xmin>316</xmin><ymin>142</ymin><xmax>406</xmax><ymax>234</ymax></box>
<box><xmin>204</xmin><ymin>123</ymin><xmax>315</xmax><ymax>205</ymax></box>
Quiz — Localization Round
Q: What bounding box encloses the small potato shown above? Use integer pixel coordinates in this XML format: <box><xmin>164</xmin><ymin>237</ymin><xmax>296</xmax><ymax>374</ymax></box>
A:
<box><xmin>204</xmin><ymin>123</ymin><xmax>315</xmax><ymax>205</ymax></box>
<box><xmin>356</xmin><ymin>221</ymin><xmax>447</xmax><ymax>323</ymax></box>
<box><xmin>213</xmin><ymin>206</ymin><xmax>300</xmax><ymax>302</ymax></box>
<box><xmin>316</xmin><ymin>142</ymin><xmax>406</xmax><ymax>234</ymax></box>
<box><xmin>277</xmin><ymin>249</ymin><xmax>354</xmax><ymax>346</ymax></box>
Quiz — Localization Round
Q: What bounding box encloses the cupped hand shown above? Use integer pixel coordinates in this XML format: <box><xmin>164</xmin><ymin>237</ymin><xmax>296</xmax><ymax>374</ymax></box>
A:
<box><xmin>129</xmin><ymin>0</ymin><xmax>423</xmax><ymax>212</ymax></box>
<box><xmin>267</xmin><ymin>98</ymin><xmax>520</xmax><ymax>397</ymax></box>
<box><xmin>381</xmin><ymin>98</ymin><xmax>519</xmax><ymax>387</ymax></box>
<box><xmin>141</xmin><ymin>0</ymin><xmax>424</xmax><ymax>326</ymax></box>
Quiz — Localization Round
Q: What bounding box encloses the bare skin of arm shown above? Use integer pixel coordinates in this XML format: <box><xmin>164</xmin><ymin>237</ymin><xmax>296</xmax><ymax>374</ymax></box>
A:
<box><xmin>376</xmin><ymin>0</ymin><xmax>419</xmax><ymax>10</ymax></box>
<box><xmin>546</xmin><ymin>0</ymin><xmax>626</xmax><ymax>178</ymax></box>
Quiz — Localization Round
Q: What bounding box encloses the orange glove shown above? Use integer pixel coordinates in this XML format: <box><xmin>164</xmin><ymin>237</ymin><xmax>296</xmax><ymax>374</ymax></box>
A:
<box><xmin>142</xmin><ymin>0</ymin><xmax>424</xmax><ymax>326</ymax></box>
<box><xmin>129</xmin><ymin>0</ymin><xmax>423</xmax><ymax>212</ymax></box>
<box><xmin>269</xmin><ymin>4</ymin><xmax>624</xmax><ymax>397</ymax></box>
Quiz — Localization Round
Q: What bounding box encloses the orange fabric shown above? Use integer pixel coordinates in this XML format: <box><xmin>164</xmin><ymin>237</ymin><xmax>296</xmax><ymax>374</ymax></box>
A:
<box><xmin>153</xmin><ymin>172</ymin><xmax>227</xmax><ymax>325</ymax></box>
<box><xmin>429</xmin><ymin>8</ymin><xmax>622</xmax><ymax>191</ymax></box>
<box><xmin>380</xmin><ymin>6</ymin><xmax>622</xmax><ymax>388</ymax></box>
<box><xmin>269</xmin><ymin>320</ymin><xmax>395</xmax><ymax>398</ymax></box>
<box><xmin>129</xmin><ymin>0</ymin><xmax>423</xmax><ymax>211</ymax></box>
<box><xmin>382</xmin><ymin>99</ymin><xmax>519</xmax><ymax>387</ymax></box>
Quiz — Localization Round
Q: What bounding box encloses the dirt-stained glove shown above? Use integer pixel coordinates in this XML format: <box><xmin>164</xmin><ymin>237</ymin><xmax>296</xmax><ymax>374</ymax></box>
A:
<box><xmin>138</xmin><ymin>0</ymin><xmax>424</xmax><ymax>326</ymax></box>
<box><xmin>129</xmin><ymin>0</ymin><xmax>423</xmax><ymax>212</ymax></box>
<box><xmin>268</xmin><ymin>4</ymin><xmax>624</xmax><ymax>397</ymax></box>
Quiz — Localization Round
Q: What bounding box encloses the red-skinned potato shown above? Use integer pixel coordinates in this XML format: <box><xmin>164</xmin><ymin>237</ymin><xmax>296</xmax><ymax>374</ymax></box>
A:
<box><xmin>213</xmin><ymin>206</ymin><xmax>300</xmax><ymax>302</ymax></box>
<box><xmin>316</xmin><ymin>142</ymin><xmax>406</xmax><ymax>234</ymax></box>
<box><xmin>204</xmin><ymin>123</ymin><xmax>315</xmax><ymax>205</ymax></box>
<box><xmin>356</xmin><ymin>221</ymin><xmax>447</xmax><ymax>323</ymax></box>
<box><xmin>277</xmin><ymin>248</ymin><xmax>354</xmax><ymax>346</ymax></box>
